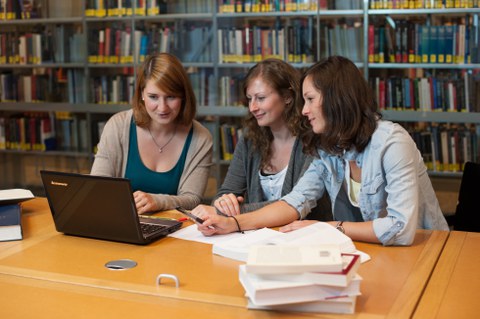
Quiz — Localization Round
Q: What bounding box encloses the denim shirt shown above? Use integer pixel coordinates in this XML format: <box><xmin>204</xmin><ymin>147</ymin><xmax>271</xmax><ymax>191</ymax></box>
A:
<box><xmin>282</xmin><ymin>120</ymin><xmax>449</xmax><ymax>246</ymax></box>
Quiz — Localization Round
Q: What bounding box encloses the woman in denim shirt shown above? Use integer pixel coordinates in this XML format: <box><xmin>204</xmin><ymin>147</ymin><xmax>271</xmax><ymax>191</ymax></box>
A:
<box><xmin>193</xmin><ymin>56</ymin><xmax>448</xmax><ymax>245</ymax></box>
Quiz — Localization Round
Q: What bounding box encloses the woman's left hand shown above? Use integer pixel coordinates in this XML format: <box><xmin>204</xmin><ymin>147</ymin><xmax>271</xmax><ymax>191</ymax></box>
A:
<box><xmin>133</xmin><ymin>191</ymin><xmax>157</xmax><ymax>214</ymax></box>
<box><xmin>214</xmin><ymin>193</ymin><xmax>244</xmax><ymax>216</ymax></box>
<box><xmin>279</xmin><ymin>220</ymin><xmax>319</xmax><ymax>232</ymax></box>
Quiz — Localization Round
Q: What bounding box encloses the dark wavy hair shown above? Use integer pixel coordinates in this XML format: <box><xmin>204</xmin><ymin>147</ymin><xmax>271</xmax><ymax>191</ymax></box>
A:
<box><xmin>242</xmin><ymin>58</ymin><xmax>308</xmax><ymax>170</ymax></box>
<box><xmin>302</xmin><ymin>56</ymin><xmax>381</xmax><ymax>156</ymax></box>
<box><xmin>132</xmin><ymin>52</ymin><xmax>196</xmax><ymax>128</ymax></box>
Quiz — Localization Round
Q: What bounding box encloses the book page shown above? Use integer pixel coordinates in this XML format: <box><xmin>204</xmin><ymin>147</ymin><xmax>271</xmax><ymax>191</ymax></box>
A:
<box><xmin>270</xmin><ymin>222</ymin><xmax>356</xmax><ymax>253</ymax></box>
<box><xmin>0</xmin><ymin>189</ymin><xmax>34</xmax><ymax>204</ymax></box>
<box><xmin>168</xmin><ymin>224</ymin><xmax>256</xmax><ymax>245</ymax></box>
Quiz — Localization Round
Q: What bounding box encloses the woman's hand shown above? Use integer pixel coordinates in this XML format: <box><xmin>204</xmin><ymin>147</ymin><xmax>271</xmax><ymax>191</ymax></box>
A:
<box><xmin>279</xmin><ymin>220</ymin><xmax>319</xmax><ymax>232</ymax></box>
<box><xmin>133</xmin><ymin>191</ymin><xmax>157</xmax><ymax>214</ymax></box>
<box><xmin>213</xmin><ymin>193</ymin><xmax>244</xmax><ymax>216</ymax></box>
<box><xmin>191</xmin><ymin>204</ymin><xmax>236</xmax><ymax>236</ymax></box>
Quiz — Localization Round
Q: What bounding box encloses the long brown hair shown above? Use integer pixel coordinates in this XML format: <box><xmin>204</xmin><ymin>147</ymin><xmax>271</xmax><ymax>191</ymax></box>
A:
<box><xmin>242</xmin><ymin>58</ymin><xmax>308</xmax><ymax>170</ymax></box>
<box><xmin>302</xmin><ymin>56</ymin><xmax>381</xmax><ymax>156</ymax></box>
<box><xmin>132</xmin><ymin>52</ymin><xmax>196</xmax><ymax>128</ymax></box>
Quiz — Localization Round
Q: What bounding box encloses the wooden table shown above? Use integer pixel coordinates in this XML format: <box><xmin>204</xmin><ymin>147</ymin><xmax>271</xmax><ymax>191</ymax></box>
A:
<box><xmin>413</xmin><ymin>231</ymin><xmax>480</xmax><ymax>319</ymax></box>
<box><xmin>0</xmin><ymin>198</ymin><xmax>449</xmax><ymax>318</ymax></box>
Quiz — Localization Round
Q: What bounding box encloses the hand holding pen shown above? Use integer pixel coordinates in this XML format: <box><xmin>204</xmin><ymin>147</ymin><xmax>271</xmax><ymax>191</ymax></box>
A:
<box><xmin>189</xmin><ymin>205</ymin><xmax>241</xmax><ymax>236</ymax></box>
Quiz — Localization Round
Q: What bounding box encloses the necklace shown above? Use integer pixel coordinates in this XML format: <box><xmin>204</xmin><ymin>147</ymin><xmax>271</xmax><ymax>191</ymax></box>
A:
<box><xmin>148</xmin><ymin>125</ymin><xmax>177</xmax><ymax>153</ymax></box>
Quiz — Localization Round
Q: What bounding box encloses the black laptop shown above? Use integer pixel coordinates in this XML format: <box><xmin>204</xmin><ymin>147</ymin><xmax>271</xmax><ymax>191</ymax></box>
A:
<box><xmin>40</xmin><ymin>170</ymin><xmax>182</xmax><ymax>245</ymax></box>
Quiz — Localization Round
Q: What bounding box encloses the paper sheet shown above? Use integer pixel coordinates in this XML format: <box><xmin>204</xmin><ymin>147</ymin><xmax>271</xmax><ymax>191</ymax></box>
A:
<box><xmin>168</xmin><ymin>224</ymin><xmax>255</xmax><ymax>245</ymax></box>
<box><xmin>169</xmin><ymin>223</ymin><xmax>371</xmax><ymax>263</ymax></box>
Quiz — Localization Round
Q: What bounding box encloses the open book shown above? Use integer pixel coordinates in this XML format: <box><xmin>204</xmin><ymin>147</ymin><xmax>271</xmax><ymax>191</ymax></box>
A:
<box><xmin>0</xmin><ymin>189</ymin><xmax>34</xmax><ymax>205</ymax></box>
<box><xmin>212</xmin><ymin>222</ymin><xmax>356</xmax><ymax>262</ymax></box>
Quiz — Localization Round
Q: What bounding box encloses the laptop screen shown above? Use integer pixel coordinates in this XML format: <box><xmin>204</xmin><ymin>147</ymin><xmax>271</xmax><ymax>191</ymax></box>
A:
<box><xmin>40</xmin><ymin>170</ymin><xmax>181</xmax><ymax>244</ymax></box>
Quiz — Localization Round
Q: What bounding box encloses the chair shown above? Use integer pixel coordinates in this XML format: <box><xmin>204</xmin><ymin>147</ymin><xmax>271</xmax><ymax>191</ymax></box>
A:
<box><xmin>454</xmin><ymin>162</ymin><xmax>480</xmax><ymax>232</ymax></box>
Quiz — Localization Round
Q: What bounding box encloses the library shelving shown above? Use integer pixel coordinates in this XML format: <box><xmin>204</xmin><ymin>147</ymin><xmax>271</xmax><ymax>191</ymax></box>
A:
<box><xmin>367</xmin><ymin>2</ymin><xmax>480</xmax><ymax>176</ymax></box>
<box><xmin>0</xmin><ymin>0</ymin><xmax>479</xmax><ymax>192</ymax></box>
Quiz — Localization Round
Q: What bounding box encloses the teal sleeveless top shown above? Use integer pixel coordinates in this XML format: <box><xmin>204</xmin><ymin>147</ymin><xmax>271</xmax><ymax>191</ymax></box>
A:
<box><xmin>125</xmin><ymin>118</ymin><xmax>193</xmax><ymax>194</ymax></box>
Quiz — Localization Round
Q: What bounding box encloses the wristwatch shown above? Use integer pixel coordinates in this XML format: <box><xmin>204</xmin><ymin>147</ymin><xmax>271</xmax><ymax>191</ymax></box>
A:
<box><xmin>335</xmin><ymin>221</ymin><xmax>345</xmax><ymax>234</ymax></box>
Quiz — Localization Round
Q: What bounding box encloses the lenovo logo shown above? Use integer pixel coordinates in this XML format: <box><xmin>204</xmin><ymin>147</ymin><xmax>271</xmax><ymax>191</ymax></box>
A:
<box><xmin>50</xmin><ymin>181</ymin><xmax>68</xmax><ymax>187</ymax></box>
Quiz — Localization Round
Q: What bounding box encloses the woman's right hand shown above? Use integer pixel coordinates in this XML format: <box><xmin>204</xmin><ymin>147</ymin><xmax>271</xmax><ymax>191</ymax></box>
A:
<box><xmin>190</xmin><ymin>204</ymin><xmax>237</xmax><ymax>236</ymax></box>
<box><xmin>213</xmin><ymin>193</ymin><xmax>244</xmax><ymax>216</ymax></box>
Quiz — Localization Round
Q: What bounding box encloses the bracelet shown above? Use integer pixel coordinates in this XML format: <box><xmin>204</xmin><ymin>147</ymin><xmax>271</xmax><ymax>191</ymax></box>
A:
<box><xmin>229</xmin><ymin>215</ymin><xmax>244</xmax><ymax>234</ymax></box>
<box><xmin>335</xmin><ymin>221</ymin><xmax>345</xmax><ymax>234</ymax></box>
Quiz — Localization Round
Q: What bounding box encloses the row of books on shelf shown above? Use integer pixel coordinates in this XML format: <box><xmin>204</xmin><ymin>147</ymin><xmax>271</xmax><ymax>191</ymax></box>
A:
<box><xmin>1</xmin><ymin>70</ymin><xmax>216</xmax><ymax>105</ymax></box>
<box><xmin>219</xmin><ymin>0</ymin><xmax>363</xmax><ymax>13</ymax></box>
<box><xmin>0</xmin><ymin>73</ymin><xmax>49</xmax><ymax>103</ymax></box>
<box><xmin>0</xmin><ymin>112</ymin><xmax>107</xmax><ymax>153</ymax></box>
<box><xmin>219</xmin><ymin>123</ymin><xmax>243</xmax><ymax>161</ymax></box>
<box><xmin>0</xmin><ymin>26</ymin><xmax>85</xmax><ymax>65</ymax></box>
<box><xmin>0</xmin><ymin>69</ymin><xmax>86</xmax><ymax>104</ymax></box>
<box><xmin>207</xmin><ymin>71</ymin><xmax>480</xmax><ymax>111</ymax></box>
<box><xmin>406</xmin><ymin>123</ymin><xmax>480</xmax><ymax>172</ymax></box>
<box><xmin>190</xmin><ymin>69</ymin><xmax>216</xmax><ymax>107</ymax></box>
<box><xmin>218</xmin><ymin>74</ymin><xmax>245</xmax><ymax>107</ymax></box>
<box><xmin>369</xmin><ymin>18</ymin><xmax>480</xmax><ymax>64</ymax></box>
<box><xmin>0</xmin><ymin>0</ymin><xmax>38</xmax><ymax>20</ymax></box>
<box><xmin>91</xmin><ymin>75</ymin><xmax>135</xmax><ymax>105</ymax></box>
<box><xmin>2</xmin><ymin>70</ymin><xmax>479</xmax><ymax>112</ymax></box>
<box><xmin>321</xmin><ymin>21</ymin><xmax>364</xmax><ymax>63</ymax></box>
<box><xmin>4</xmin><ymin>20</ymin><xmax>477</xmax><ymax>67</ymax></box>
<box><xmin>1</xmin><ymin>24</ymin><xmax>212</xmax><ymax>66</ymax></box>
<box><xmin>370</xmin><ymin>0</ymin><xmax>480</xmax><ymax>9</ymax></box>
<box><xmin>85</xmin><ymin>0</ymin><xmax>213</xmax><ymax>17</ymax></box>
<box><xmin>219</xmin><ymin>0</ymin><xmax>314</xmax><ymax>13</ymax></box>
<box><xmin>218</xmin><ymin>19</ymin><xmax>363</xmax><ymax>64</ymax></box>
<box><xmin>370</xmin><ymin>71</ymin><xmax>480</xmax><ymax>112</ymax></box>
<box><xmin>88</xmin><ymin>23</ymin><xmax>213</xmax><ymax>64</ymax></box>
<box><xmin>89</xmin><ymin>27</ymin><xmax>137</xmax><ymax>64</ymax></box>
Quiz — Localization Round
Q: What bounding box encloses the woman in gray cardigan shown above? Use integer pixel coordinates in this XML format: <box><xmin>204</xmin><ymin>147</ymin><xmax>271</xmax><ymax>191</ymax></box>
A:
<box><xmin>193</xmin><ymin>58</ymin><xmax>331</xmax><ymax>225</ymax></box>
<box><xmin>91</xmin><ymin>53</ymin><xmax>212</xmax><ymax>213</ymax></box>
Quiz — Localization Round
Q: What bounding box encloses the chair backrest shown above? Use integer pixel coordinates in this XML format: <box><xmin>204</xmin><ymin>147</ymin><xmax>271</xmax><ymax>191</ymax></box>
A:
<box><xmin>454</xmin><ymin>162</ymin><xmax>480</xmax><ymax>232</ymax></box>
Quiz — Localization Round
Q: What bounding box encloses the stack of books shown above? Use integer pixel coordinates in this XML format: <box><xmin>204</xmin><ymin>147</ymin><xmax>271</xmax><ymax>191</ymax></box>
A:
<box><xmin>239</xmin><ymin>244</ymin><xmax>362</xmax><ymax>314</ymax></box>
<box><xmin>0</xmin><ymin>188</ymin><xmax>34</xmax><ymax>242</ymax></box>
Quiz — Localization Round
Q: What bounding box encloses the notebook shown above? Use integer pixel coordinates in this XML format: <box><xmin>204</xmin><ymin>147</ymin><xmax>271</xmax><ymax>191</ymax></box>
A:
<box><xmin>40</xmin><ymin>170</ymin><xmax>182</xmax><ymax>245</ymax></box>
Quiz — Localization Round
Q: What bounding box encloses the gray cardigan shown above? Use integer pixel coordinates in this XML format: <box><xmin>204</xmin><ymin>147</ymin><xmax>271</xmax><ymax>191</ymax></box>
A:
<box><xmin>91</xmin><ymin>109</ymin><xmax>213</xmax><ymax>211</ymax></box>
<box><xmin>214</xmin><ymin>136</ymin><xmax>332</xmax><ymax>220</ymax></box>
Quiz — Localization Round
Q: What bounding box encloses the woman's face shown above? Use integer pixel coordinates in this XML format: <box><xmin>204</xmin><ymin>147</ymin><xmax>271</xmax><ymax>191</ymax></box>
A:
<box><xmin>246</xmin><ymin>77</ymin><xmax>286</xmax><ymax>129</ymax></box>
<box><xmin>142</xmin><ymin>80</ymin><xmax>182</xmax><ymax>126</ymax></box>
<box><xmin>302</xmin><ymin>75</ymin><xmax>326</xmax><ymax>134</ymax></box>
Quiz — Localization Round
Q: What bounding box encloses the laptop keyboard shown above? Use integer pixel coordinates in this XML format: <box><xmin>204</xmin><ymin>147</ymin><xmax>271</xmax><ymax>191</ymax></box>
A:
<box><xmin>140</xmin><ymin>222</ymin><xmax>166</xmax><ymax>237</ymax></box>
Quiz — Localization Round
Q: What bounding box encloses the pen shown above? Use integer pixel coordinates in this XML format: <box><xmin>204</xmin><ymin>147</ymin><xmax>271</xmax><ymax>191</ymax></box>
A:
<box><xmin>175</xmin><ymin>206</ymin><xmax>206</xmax><ymax>224</ymax></box>
<box><xmin>176</xmin><ymin>206</ymin><xmax>215</xmax><ymax>229</ymax></box>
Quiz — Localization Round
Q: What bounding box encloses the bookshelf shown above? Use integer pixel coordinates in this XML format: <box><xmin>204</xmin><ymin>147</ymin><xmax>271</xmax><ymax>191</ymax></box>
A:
<box><xmin>0</xmin><ymin>0</ymin><xmax>479</xmax><ymax>194</ymax></box>
<box><xmin>367</xmin><ymin>2</ymin><xmax>480</xmax><ymax>176</ymax></box>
